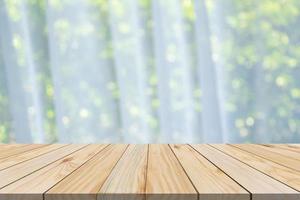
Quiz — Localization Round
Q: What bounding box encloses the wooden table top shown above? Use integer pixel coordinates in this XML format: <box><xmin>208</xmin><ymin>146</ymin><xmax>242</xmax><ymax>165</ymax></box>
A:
<box><xmin>0</xmin><ymin>144</ymin><xmax>299</xmax><ymax>200</ymax></box>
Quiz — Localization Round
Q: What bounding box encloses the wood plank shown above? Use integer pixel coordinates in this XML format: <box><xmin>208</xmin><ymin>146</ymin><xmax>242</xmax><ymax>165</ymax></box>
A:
<box><xmin>0</xmin><ymin>144</ymin><xmax>298</xmax><ymax>199</ymax></box>
<box><xmin>0</xmin><ymin>144</ymin><xmax>27</xmax><ymax>149</ymax></box>
<box><xmin>0</xmin><ymin>144</ymin><xmax>107</xmax><ymax>200</ymax></box>
<box><xmin>258</xmin><ymin>144</ymin><xmax>300</xmax><ymax>155</ymax></box>
<box><xmin>0</xmin><ymin>144</ymin><xmax>86</xmax><ymax>189</ymax></box>
<box><xmin>212</xmin><ymin>144</ymin><xmax>300</xmax><ymax>192</ymax></box>
<box><xmin>98</xmin><ymin>144</ymin><xmax>148</xmax><ymax>200</ymax></box>
<box><xmin>283</xmin><ymin>144</ymin><xmax>300</xmax><ymax>153</ymax></box>
<box><xmin>45</xmin><ymin>144</ymin><xmax>128</xmax><ymax>200</ymax></box>
<box><xmin>0</xmin><ymin>144</ymin><xmax>29</xmax><ymax>158</ymax></box>
<box><xmin>286</xmin><ymin>144</ymin><xmax>300</xmax><ymax>148</ymax></box>
<box><xmin>0</xmin><ymin>144</ymin><xmax>66</xmax><ymax>171</ymax></box>
<box><xmin>191</xmin><ymin>144</ymin><xmax>299</xmax><ymax>200</ymax></box>
<box><xmin>260</xmin><ymin>144</ymin><xmax>300</xmax><ymax>154</ymax></box>
<box><xmin>170</xmin><ymin>144</ymin><xmax>249</xmax><ymax>200</ymax></box>
<box><xmin>146</xmin><ymin>144</ymin><xmax>197</xmax><ymax>200</ymax></box>
<box><xmin>233</xmin><ymin>144</ymin><xmax>300</xmax><ymax>172</ymax></box>
<box><xmin>0</xmin><ymin>144</ymin><xmax>46</xmax><ymax>159</ymax></box>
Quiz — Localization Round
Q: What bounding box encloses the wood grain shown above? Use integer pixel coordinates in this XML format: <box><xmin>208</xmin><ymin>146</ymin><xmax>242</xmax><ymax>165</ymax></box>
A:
<box><xmin>0</xmin><ymin>144</ymin><xmax>86</xmax><ymax>189</ymax></box>
<box><xmin>146</xmin><ymin>144</ymin><xmax>197</xmax><ymax>200</ymax></box>
<box><xmin>191</xmin><ymin>144</ymin><xmax>299</xmax><ymax>200</ymax></box>
<box><xmin>98</xmin><ymin>144</ymin><xmax>148</xmax><ymax>200</ymax></box>
<box><xmin>0</xmin><ymin>144</ymin><xmax>66</xmax><ymax>171</ymax></box>
<box><xmin>287</xmin><ymin>144</ymin><xmax>300</xmax><ymax>147</ymax></box>
<box><xmin>258</xmin><ymin>144</ymin><xmax>300</xmax><ymax>158</ymax></box>
<box><xmin>0</xmin><ymin>144</ymin><xmax>46</xmax><ymax>159</ymax></box>
<box><xmin>0</xmin><ymin>144</ymin><xmax>299</xmax><ymax>200</ymax></box>
<box><xmin>170</xmin><ymin>144</ymin><xmax>249</xmax><ymax>200</ymax></box>
<box><xmin>0</xmin><ymin>144</ymin><xmax>107</xmax><ymax>200</ymax></box>
<box><xmin>233</xmin><ymin>144</ymin><xmax>300</xmax><ymax>172</ymax></box>
<box><xmin>0</xmin><ymin>144</ymin><xmax>28</xmax><ymax>149</ymax></box>
<box><xmin>260</xmin><ymin>144</ymin><xmax>300</xmax><ymax>153</ymax></box>
<box><xmin>211</xmin><ymin>144</ymin><xmax>300</xmax><ymax>192</ymax></box>
<box><xmin>45</xmin><ymin>144</ymin><xmax>128</xmax><ymax>200</ymax></box>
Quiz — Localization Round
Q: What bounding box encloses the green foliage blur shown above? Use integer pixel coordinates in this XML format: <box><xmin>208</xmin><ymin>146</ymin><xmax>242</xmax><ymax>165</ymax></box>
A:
<box><xmin>0</xmin><ymin>0</ymin><xmax>300</xmax><ymax>142</ymax></box>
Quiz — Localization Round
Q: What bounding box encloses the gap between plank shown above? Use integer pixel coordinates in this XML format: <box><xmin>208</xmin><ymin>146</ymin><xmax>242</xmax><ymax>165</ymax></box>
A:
<box><xmin>231</xmin><ymin>144</ymin><xmax>300</xmax><ymax>173</ymax></box>
<box><xmin>209</xmin><ymin>144</ymin><xmax>300</xmax><ymax>193</ymax></box>
<box><xmin>259</xmin><ymin>144</ymin><xmax>300</xmax><ymax>154</ymax></box>
<box><xmin>0</xmin><ymin>144</ymin><xmax>45</xmax><ymax>160</ymax></box>
<box><xmin>273</xmin><ymin>144</ymin><xmax>300</xmax><ymax>154</ymax></box>
<box><xmin>0</xmin><ymin>144</ymin><xmax>68</xmax><ymax>172</ymax></box>
<box><xmin>95</xmin><ymin>144</ymin><xmax>130</xmax><ymax>198</ymax></box>
<box><xmin>224</xmin><ymin>144</ymin><xmax>300</xmax><ymax>192</ymax></box>
<box><xmin>168</xmin><ymin>144</ymin><xmax>199</xmax><ymax>200</ymax></box>
<box><xmin>0</xmin><ymin>144</ymin><xmax>88</xmax><ymax>191</ymax></box>
<box><xmin>188</xmin><ymin>144</ymin><xmax>252</xmax><ymax>200</ymax></box>
<box><xmin>144</xmin><ymin>144</ymin><xmax>149</xmax><ymax>200</ymax></box>
<box><xmin>42</xmin><ymin>144</ymin><xmax>111</xmax><ymax>200</ymax></box>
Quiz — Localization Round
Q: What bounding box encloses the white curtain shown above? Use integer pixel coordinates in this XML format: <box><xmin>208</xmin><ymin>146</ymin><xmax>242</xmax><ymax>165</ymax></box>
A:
<box><xmin>0</xmin><ymin>0</ymin><xmax>300</xmax><ymax>143</ymax></box>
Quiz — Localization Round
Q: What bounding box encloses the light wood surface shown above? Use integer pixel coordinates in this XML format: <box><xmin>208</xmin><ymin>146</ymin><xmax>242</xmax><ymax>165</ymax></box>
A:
<box><xmin>233</xmin><ymin>144</ymin><xmax>300</xmax><ymax>172</ymax></box>
<box><xmin>170</xmin><ymin>144</ymin><xmax>249</xmax><ymax>200</ymax></box>
<box><xmin>0</xmin><ymin>144</ymin><xmax>45</xmax><ymax>159</ymax></box>
<box><xmin>45</xmin><ymin>144</ymin><xmax>128</xmax><ymax>200</ymax></box>
<box><xmin>146</xmin><ymin>144</ymin><xmax>197</xmax><ymax>200</ymax></box>
<box><xmin>211</xmin><ymin>144</ymin><xmax>300</xmax><ymax>191</ymax></box>
<box><xmin>0</xmin><ymin>144</ymin><xmax>107</xmax><ymax>200</ymax></box>
<box><xmin>0</xmin><ymin>144</ymin><xmax>299</xmax><ymax>200</ymax></box>
<box><xmin>0</xmin><ymin>144</ymin><xmax>66</xmax><ymax>171</ymax></box>
<box><xmin>263</xmin><ymin>144</ymin><xmax>300</xmax><ymax>153</ymax></box>
<box><xmin>0</xmin><ymin>144</ymin><xmax>86</xmax><ymax>189</ymax></box>
<box><xmin>98</xmin><ymin>144</ymin><xmax>148</xmax><ymax>200</ymax></box>
<box><xmin>191</xmin><ymin>144</ymin><xmax>299</xmax><ymax>200</ymax></box>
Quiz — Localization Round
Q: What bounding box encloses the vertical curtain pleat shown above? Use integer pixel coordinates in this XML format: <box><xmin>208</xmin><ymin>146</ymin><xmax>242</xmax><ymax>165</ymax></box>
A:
<box><xmin>1</xmin><ymin>0</ymin><xmax>298</xmax><ymax>143</ymax></box>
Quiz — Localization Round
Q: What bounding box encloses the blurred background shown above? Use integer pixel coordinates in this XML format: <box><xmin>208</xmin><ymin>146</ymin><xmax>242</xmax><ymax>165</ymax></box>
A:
<box><xmin>0</xmin><ymin>0</ymin><xmax>300</xmax><ymax>143</ymax></box>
